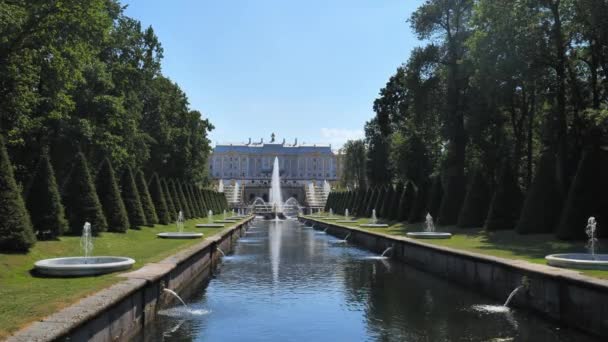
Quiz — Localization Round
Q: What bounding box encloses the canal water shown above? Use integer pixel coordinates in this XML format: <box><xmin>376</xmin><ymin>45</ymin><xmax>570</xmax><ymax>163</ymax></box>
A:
<box><xmin>136</xmin><ymin>218</ymin><xmax>596</xmax><ymax>341</ymax></box>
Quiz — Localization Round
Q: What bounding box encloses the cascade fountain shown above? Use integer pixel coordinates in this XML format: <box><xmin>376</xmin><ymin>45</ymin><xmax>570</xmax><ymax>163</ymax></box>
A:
<box><xmin>196</xmin><ymin>210</ymin><xmax>225</xmax><ymax>228</ymax></box>
<box><xmin>158</xmin><ymin>211</ymin><xmax>203</xmax><ymax>239</ymax></box>
<box><xmin>546</xmin><ymin>217</ymin><xmax>608</xmax><ymax>269</ymax></box>
<box><xmin>359</xmin><ymin>209</ymin><xmax>389</xmax><ymax>228</ymax></box>
<box><xmin>323</xmin><ymin>180</ymin><xmax>331</xmax><ymax>198</ymax></box>
<box><xmin>406</xmin><ymin>213</ymin><xmax>452</xmax><ymax>239</ymax></box>
<box><xmin>218</xmin><ymin>180</ymin><xmax>224</xmax><ymax>193</ymax></box>
<box><xmin>35</xmin><ymin>222</ymin><xmax>135</xmax><ymax>276</ymax></box>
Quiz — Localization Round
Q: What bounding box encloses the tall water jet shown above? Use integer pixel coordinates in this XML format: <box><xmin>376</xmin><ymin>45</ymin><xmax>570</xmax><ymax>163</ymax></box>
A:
<box><xmin>80</xmin><ymin>222</ymin><xmax>93</xmax><ymax>260</ymax></box>
<box><xmin>546</xmin><ymin>217</ymin><xmax>608</xmax><ymax>269</ymax></box>
<box><xmin>218</xmin><ymin>180</ymin><xmax>224</xmax><ymax>193</ymax></box>
<box><xmin>425</xmin><ymin>213</ymin><xmax>435</xmax><ymax>232</ymax></box>
<box><xmin>232</xmin><ymin>181</ymin><xmax>240</xmax><ymax>204</ymax></box>
<box><xmin>345</xmin><ymin>209</ymin><xmax>349</xmax><ymax>219</ymax></box>
<box><xmin>323</xmin><ymin>180</ymin><xmax>331</xmax><ymax>198</ymax></box>
<box><xmin>269</xmin><ymin>157</ymin><xmax>283</xmax><ymax>214</ymax></box>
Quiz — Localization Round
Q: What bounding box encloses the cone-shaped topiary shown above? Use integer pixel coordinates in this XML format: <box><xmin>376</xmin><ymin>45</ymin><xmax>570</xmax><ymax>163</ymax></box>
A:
<box><xmin>62</xmin><ymin>152</ymin><xmax>108</xmax><ymax>235</ymax></box>
<box><xmin>555</xmin><ymin>148</ymin><xmax>608</xmax><ymax>239</ymax></box>
<box><xmin>324</xmin><ymin>192</ymin><xmax>332</xmax><ymax>211</ymax></box>
<box><xmin>148</xmin><ymin>173</ymin><xmax>170</xmax><ymax>225</ymax></box>
<box><xmin>162</xmin><ymin>178</ymin><xmax>176</xmax><ymax>222</ymax></box>
<box><xmin>176</xmin><ymin>181</ymin><xmax>192</xmax><ymax>218</ymax></box>
<box><xmin>456</xmin><ymin>169</ymin><xmax>491</xmax><ymax>228</ymax></box>
<box><xmin>188</xmin><ymin>184</ymin><xmax>203</xmax><ymax>217</ymax></box>
<box><xmin>120</xmin><ymin>166</ymin><xmax>147</xmax><ymax>229</ymax></box>
<box><xmin>95</xmin><ymin>158</ymin><xmax>130</xmax><ymax>233</ymax></box>
<box><xmin>168</xmin><ymin>180</ymin><xmax>183</xmax><ymax>214</ymax></box>
<box><xmin>389</xmin><ymin>183</ymin><xmax>404</xmax><ymax>221</ymax></box>
<box><xmin>408</xmin><ymin>180</ymin><xmax>429</xmax><ymax>223</ymax></box>
<box><xmin>196</xmin><ymin>187</ymin><xmax>208</xmax><ymax>215</ymax></box>
<box><xmin>0</xmin><ymin>136</ymin><xmax>36</xmax><ymax>252</ymax></box>
<box><xmin>136</xmin><ymin>170</ymin><xmax>158</xmax><ymax>226</ymax></box>
<box><xmin>374</xmin><ymin>186</ymin><xmax>386</xmax><ymax>217</ymax></box>
<box><xmin>380</xmin><ymin>186</ymin><xmax>394</xmax><ymax>219</ymax></box>
<box><xmin>24</xmin><ymin>149</ymin><xmax>68</xmax><ymax>239</ymax></box>
<box><xmin>365</xmin><ymin>187</ymin><xmax>378</xmax><ymax>217</ymax></box>
<box><xmin>358</xmin><ymin>188</ymin><xmax>371</xmax><ymax>216</ymax></box>
<box><xmin>399</xmin><ymin>182</ymin><xmax>416</xmax><ymax>222</ymax></box>
<box><xmin>485</xmin><ymin>162</ymin><xmax>523</xmax><ymax>231</ymax></box>
<box><xmin>516</xmin><ymin>150</ymin><xmax>562</xmax><ymax>234</ymax></box>
<box><xmin>438</xmin><ymin>170</ymin><xmax>466</xmax><ymax>226</ymax></box>
<box><xmin>426</xmin><ymin>176</ymin><xmax>443</xmax><ymax>218</ymax></box>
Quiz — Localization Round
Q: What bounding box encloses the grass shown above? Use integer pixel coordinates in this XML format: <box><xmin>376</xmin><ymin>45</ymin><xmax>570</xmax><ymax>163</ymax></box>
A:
<box><xmin>307</xmin><ymin>214</ymin><xmax>608</xmax><ymax>280</ymax></box>
<box><xmin>0</xmin><ymin>214</ymin><xmax>246</xmax><ymax>339</ymax></box>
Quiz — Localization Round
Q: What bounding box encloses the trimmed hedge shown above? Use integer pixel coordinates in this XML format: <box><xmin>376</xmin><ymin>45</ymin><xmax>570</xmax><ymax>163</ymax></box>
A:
<box><xmin>485</xmin><ymin>162</ymin><xmax>522</xmax><ymax>231</ymax></box>
<box><xmin>555</xmin><ymin>148</ymin><xmax>608</xmax><ymax>239</ymax></box>
<box><xmin>162</xmin><ymin>178</ymin><xmax>176</xmax><ymax>222</ymax></box>
<box><xmin>24</xmin><ymin>149</ymin><xmax>67</xmax><ymax>239</ymax></box>
<box><xmin>437</xmin><ymin>170</ymin><xmax>466</xmax><ymax>226</ymax></box>
<box><xmin>0</xmin><ymin>136</ymin><xmax>36</xmax><ymax>251</ymax></box>
<box><xmin>95</xmin><ymin>158</ymin><xmax>130</xmax><ymax>232</ymax></box>
<box><xmin>516</xmin><ymin>150</ymin><xmax>562</xmax><ymax>234</ymax></box>
<box><xmin>136</xmin><ymin>170</ymin><xmax>158</xmax><ymax>226</ymax></box>
<box><xmin>148</xmin><ymin>173</ymin><xmax>170</xmax><ymax>225</ymax></box>
<box><xmin>62</xmin><ymin>152</ymin><xmax>107</xmax><ymax>235</ymax></box>
<box><xmin>456</xmin><ymin>169</ymin><xmax>491</xmax><ymax>228</ymax></box>
<box><xmin>120</xmin><ymin>166</ymin><xmax>147</xmax><ymax>229</ymax></box>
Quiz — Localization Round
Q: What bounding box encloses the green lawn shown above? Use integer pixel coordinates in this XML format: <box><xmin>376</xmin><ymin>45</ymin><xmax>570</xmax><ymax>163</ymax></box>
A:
<box><xmin>307</xmin><ymin>214</ymin><xmax>608</xmax><ymax>279</ymax></box>
<box><xmin>0</xmin><ymin>214</ymin><xmax>246</xmax><ymax>339</ymax></box>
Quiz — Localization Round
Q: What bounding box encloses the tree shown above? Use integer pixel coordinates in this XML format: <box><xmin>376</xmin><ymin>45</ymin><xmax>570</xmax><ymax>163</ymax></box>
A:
<box><xmin>340</xmin><ymin>140</ymin><xmax>367</xmax><ymax>189</ymax></box>
<box><xmin>148</xmin><ymin>173</ymin><xmax>170</xmax><ymax>225</ymax></box>
<box><xmin>426</xmin><ymin>176</ymin><xmax>443</xmax><ymax>219</ymax></box>
<box><xmin>168</xmin><ymin>180</ymin><xmax>183</xmax><ymax>215</ymax></box>
<box><xmin>380</xmin><ymin>186</ymin><xmax>395</xmax><ymax>219</ymax></box>
<box><xmin>62</xmin><ymin>152</ymin><xmax>107</xmax><ymax>235</ymax></box>
<box><xmin>136</xmin><ymin>170</ymin><xmax>158</xmax><ymax>226</ymax></box>
<box><xmin>0</xmin><ymin>136</ymin><xmax>35</xmax><ymax>252</ymax></box>
<box><xmin>408</xmin><ymin>180</ymin><xmax>429</xmax><ymax>223</ymax></box>
<box><xmin>485</xmin><ymin>162</ymin><xmax>523</xmax><ymax>231</ymax></box>
<box><xmin>120</xmin><ymin>166</ymin><xmax>147</xmax><ymax>229</ymax></box>
<box><xmin>399</xmin><ymin>182</ymin><xmax>417</xmax><ymax>222</ymax></box>
<box><xmin>95</xmin><ymin>158</ymin><xmax>130</xmax><ymax>232</ymax></box>
<box><xmin>24</xmin><ymin>149</ymin><xmax>68</xmax><ymax>239</ymax></box>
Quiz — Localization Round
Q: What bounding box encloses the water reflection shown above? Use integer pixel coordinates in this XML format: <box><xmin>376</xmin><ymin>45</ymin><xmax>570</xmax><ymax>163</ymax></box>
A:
<box><xmin>134</xmin><ymin>219</ymin><xmax>597</xmax><ymax>342</ymax></box>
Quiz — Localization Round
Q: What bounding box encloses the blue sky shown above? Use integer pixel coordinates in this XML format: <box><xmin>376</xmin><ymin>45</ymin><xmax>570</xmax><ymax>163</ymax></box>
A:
<box><xmin>123</xmin><ymin>0</ymin><xmax>424</xmax><ymax>148</ymax></box>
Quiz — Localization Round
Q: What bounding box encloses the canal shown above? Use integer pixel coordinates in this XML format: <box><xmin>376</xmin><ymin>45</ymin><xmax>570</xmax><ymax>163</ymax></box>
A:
<box><xmin>135</xmin><ymin>218</ymin><xmax>595</xmax><ymax>341</ymax></box>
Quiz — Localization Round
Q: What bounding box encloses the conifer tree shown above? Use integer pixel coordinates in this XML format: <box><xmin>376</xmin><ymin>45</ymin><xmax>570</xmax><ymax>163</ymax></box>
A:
<box><xmin>169</xmin><ymin>180</ymin><xmax>183</xmax><ymax>215</ymax></box>
<box><xmin>24</xmin><ymin>149</ymin><xmax>68</xmax><ymax>239</ymax></box>
<box><xmin>136</xmin><ymin>170</ymin><xmax>158</xmax><ymax>226</ymax></box>
<box><xmin>408</xmin><ymin>180</ymin><xmax>429</xmax><ymax>223</ymax></box>
<box><xmin>96</xmin><ymin>158</ymin><xmax>130</xmax><ymax>232</ymax></box>
<box><xmin>62</xmin><ymin>152</ymin><xmax>108</xmax><ymax>235</ymax></box>
<box><xmin>148</xmin><ymin>173</ymin><xmax>170</xmax><ymax>225</ymax></box>
<box><xmin>426</xmin><ymin>176</ymin><xmax>443</xmax><ymax>219</ymax></box>
<box><xmin>0</xmin><ymin>136</ymin><xmax>36</xmax><ymax>251</ymax></box>
<box><xmin>120</xmin><ymin>166</ymin><xmax>147</xmax><ymax>229</ymax></box>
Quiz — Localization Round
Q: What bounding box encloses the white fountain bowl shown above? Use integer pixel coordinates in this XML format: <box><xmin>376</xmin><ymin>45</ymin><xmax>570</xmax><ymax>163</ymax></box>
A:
<box><xmin>545</xmin><ymin>253</ymin><xmax>608</xmax><ymax>270</ymax></box>
<box><xmin>157</xmin><ymin>232</ymin><xmax>203</xmax><ymax>239</ymax></box>
<box><xmin>337</xmin><ymin>220</ymin><xmax>355</xmax><ymax>223</ymax></box>
<box><xmin>215</xmin><ymin>220</ymin><xmax>237</xmax><ymax>224</ymax></box>
<box><xmin>323</xmin><ymin>218</ymin><xmax>339</xmax><ymax>221</ymax></box>
<box><xmin>406</xmin><ymin>232</ymin><xmax>452</xmax><ymax>239</ymax></box>
<box><xmin>359</xmin><ymin>223</ymin><xmax>389</xmax><ymax>228</ymax></box>
<box><xmin>35</xmin><ymin>256</ymin><xmax>135</xmax><ymax>276</ymax></box>
<box><xmin>196</xmin><ymin>223</ymin><xmax>226</xmax><ymax>228</ymax></box>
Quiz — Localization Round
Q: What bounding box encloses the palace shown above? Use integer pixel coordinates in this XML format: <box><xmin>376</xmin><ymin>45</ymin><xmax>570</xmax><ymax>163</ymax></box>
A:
<box><xmin>209</xmin><ymin>135</ymin><xmax>342</xmax><ymax>186</ymax></box>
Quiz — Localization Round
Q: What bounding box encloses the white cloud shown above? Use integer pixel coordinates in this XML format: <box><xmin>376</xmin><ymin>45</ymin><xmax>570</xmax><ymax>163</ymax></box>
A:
<box><xmin>320</xmin><ymin>128</ymin><xmax>364</xmax><ymax>148</ymax></box>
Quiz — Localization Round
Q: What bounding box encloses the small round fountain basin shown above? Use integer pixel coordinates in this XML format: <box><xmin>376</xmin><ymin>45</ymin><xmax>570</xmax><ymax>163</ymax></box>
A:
<box><xmin>359</xmin><ymin>223</ymin><xmax>389</xmax><ymax>228</ymax></box>
<box><xmin>406</xmin><ymin>232</ymin><xmax>452</xmax><ymax>239</ymax></box>
<box><xmin>337</xmin><ymin>220</ymin><xmax>355</xmax><ymax>223</ymax></box>
<box><xmin>157</xmin><ymin>232</ymin><xmax>203</xmax><ymax>239</ymax></box>
<box><xmin>196</xmin><ymin>223</ymin><xmax>226</xmax><ymax>228</ymax></box>
<box><xmin>323</xmin><ymin>218</ymin><xmax>339</xmax><ymax>221</ymax></box>
<box><xmin>35</xmin><ymin>256</ymin><xmax>135</xmax><ymax>276</ymax></box>
<box><xmin>215</xmin><ymin>220</ymin><xmax>237</xmax><ymax>224</ymax></box>
<box><xmin>545</xmin><ymin>253</ymin><xmax>608</xmax><ymax>270</ymax></box>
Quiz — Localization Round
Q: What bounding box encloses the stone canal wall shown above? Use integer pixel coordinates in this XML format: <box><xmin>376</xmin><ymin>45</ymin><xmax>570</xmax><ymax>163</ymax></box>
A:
<box><xmin>301</xmin><ymin>217</ymin><xmax>608</xmax><ymax>339</ymax></box>
<box><xmin>7</xmin><ymin>217</ymin><xmax>254</xmax><ymax>342</ymax></box>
